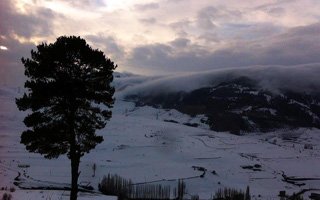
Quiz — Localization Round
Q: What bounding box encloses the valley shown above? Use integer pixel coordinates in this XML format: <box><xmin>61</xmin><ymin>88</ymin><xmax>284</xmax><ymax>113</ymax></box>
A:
<box><xmin>1</xmin><ymin>83</ymin><xmax>320</xmax><ymax>199</ymax></box>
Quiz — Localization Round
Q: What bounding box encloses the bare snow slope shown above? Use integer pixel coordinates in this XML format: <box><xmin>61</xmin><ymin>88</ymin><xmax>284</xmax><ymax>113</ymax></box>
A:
<box><xmin>1</xmin><ymin>83</ymin><xmax>320</xmax><ymax>199</ymax></box>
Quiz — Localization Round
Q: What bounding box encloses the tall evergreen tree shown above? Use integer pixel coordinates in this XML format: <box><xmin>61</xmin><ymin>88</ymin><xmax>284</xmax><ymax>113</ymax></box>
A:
<box><xmin>245</xmin><ymin>186</ymin><xmax>251</xmax><ymax>200</ymax></box>
<box><xmin>16</xmin><ymin>36</ymin><xmax>116</xmax><ymax>200</ymax></box>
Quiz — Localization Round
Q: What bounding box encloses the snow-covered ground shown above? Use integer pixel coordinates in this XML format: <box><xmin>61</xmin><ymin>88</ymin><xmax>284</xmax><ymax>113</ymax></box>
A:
<box><xmin>1</xmin><ymin>85</ymin><xmax>320</xmax><ymax>199</ymax></box>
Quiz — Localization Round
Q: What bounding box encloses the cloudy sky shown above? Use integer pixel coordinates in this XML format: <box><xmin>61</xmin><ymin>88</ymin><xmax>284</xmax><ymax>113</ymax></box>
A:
<box><xmin>1</xmin><ymin>0</ymin><xmax>320</xmax><ymax>86</ymax></box>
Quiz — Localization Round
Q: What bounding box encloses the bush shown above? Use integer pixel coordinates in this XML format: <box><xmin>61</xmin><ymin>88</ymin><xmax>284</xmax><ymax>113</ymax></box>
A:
<box><xmin>304</xmin><ymin>144</ymin><xmax>313</xmax><ymax>150</ymax></box>
<box><xmin>9</xmin><ymin>187</ymin><xmax>15</xmax><ymax>193</ymax></box>
<box><xmin>2</xmin><ymin>193</ymin><xmax>12</xmax><ymax>200</ymax></box>
<box><xmin>98</xmin><ymin>174</ymin><xmax>133</xmax><ymax>199</ymax></box>
<box><xmin>213</xmin><ymin>186</ymin><xmax>250</xmax><ymax>200</ymax></box>
<box><xmin>99</xmin><ymin>174</ymin><xmax>184</xmax><ymax>200</ymax></box>
<box><xmin>191</xmin><ymin>194</ymin><xmax>199</xmax><ymax>200</ymax></box>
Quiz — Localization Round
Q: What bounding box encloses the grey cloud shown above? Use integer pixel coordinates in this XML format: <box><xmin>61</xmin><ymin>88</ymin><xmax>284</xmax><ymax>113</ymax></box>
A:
<box><xmin>0</xmin><ymin>0</ymin><xmax>60</xmax><ymax>87</ymax></box>
<box><xmin>256</xmin><ymin>3</ymin><xmax>286</xmax><ymax>17</ymax></box>
<box><xmin>267</xmin><ymin>7</ymin><xmax>286</xmax><ymax>17</ymax></box>
<box><xmin>198</xmin><ymin>33</ymin><xmax>220</xmax><ymax>43</ymax></box>
<box><xmin>128</xmin><ymin>41</ymin><xmax>232</xmax><ymax>71</ymax></box>
<box><xmin>130</xmin><ymin>44</ymin><xmax>173</xmax><ymax>68</ymax></box>
<box><xmin>255</xmin><ymin>1</ymin><xmax>288</xmax><ymax>16</ymax></box>
<box><xmin>44</xmin><ymin>0</ymin><xmax>105</xmax><ymax>8</ymax></box>
<box><xmin>221</xmin><ymin>22</ymin><xmax>284</xmax><ymax>40</ymax></box>
<box><xmin>0</xmin><ymin>0</ymin><xmax>60</xmax><ymax>38</ymax></box>
<box><xmin>86</xmin><ymin>35</ymin><xmax>125</xmax><ymax>61</ymax></box>
<box><xmin>129</xmin><ymin>39</ymin><xmax>208</xmax><ymax>71</ymax></box>
<box><xmin>120</xmin><ymin>64</ymin><xmax>320</xmax><ymax>98</ymax></box>
<box><xmin>169</xmin><ymin>19</ymin><xmax>192</xmax><ymax>37</ymax></box>
<box><xmin>285</xmin><ymin>22</ymin><xmax>320</xmax><ymax>36</ymax></box>
<box><xmin>198</xmin><ymin>6</ymin><xmax>233</xmax><ymax>19</ymax></box>
<box><xmin>139</xmin><ymin>17</ymin><xmax>157</xmax><ymax>24</ymax></box>
<box><xmin>0</xmin><ymin>36</ymin><xmax>35</xmax><ymax>86</ymax></box>
<box><xmin>170</xmin><ymin>38</ymin><xmax>190</xmax><ymax>48</ymax></box>
<box><xmin>165</xmin><ymin>0</ymin><xmax>185</xmax><ymax>3</ymax></box>
<box><xmin>134</xmin><ymin>3</ymin><xmax>159</xmax><ymax>11</ymax></box>
<box><xmin>197</xmin><ymin>7</ymin><xmax>217</xmax><ymax>29</ymax></box>
<box><xmin>197</xmin><ymin>6</ymin><xmax>242</xmax><ymax>30</ymax></box>
<box><xmin>128</xmin><ymin>23</ymin><xmax>320</xmax><ymax>72</ymax></box>
<box><xmin>255</xmin><ymin>23</ymin><xmax>320</xmax><ymax>65</ymax></box>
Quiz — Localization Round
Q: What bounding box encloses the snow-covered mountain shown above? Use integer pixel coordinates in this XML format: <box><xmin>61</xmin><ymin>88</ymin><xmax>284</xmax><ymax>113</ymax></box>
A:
<box><xmin>1</xmin><ymin>67</ymin><xmax>320</xmax><ymax>199</ymax></box>
<box><xmin>126</xmin><ymin>76</ymin><xmax>320</xmax><ymax>134</ymax></box>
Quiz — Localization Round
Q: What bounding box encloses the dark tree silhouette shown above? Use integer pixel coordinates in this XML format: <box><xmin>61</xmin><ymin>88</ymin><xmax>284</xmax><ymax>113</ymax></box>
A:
<box><xmin>16</xmin><ymin>36</ymin><xmax>116</xmax><ymax>200</ymax></box>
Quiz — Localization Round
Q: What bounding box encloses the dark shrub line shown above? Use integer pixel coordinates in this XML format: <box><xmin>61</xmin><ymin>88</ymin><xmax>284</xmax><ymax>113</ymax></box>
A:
<box><xmin>212</xmin><ymin>186</ymin><xmax>250</xmax><ymax>200</ymax></box>
<box><xmin>99</xmin><ymin>174</ymin><xmax>185</xmax><ymax>200</ymax></box>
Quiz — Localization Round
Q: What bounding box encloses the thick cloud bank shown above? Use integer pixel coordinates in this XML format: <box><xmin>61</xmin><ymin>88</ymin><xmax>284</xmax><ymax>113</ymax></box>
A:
<box><xmin>118</xmin><ymin>64</ymin><xmax>320</xmax><ymax>98</ymax></box>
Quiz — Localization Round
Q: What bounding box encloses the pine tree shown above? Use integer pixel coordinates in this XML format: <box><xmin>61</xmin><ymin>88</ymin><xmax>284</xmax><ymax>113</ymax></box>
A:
<box><xmin>245</xmin><ymin>186</ymin><xmax>251</xmax><ymax>200</ymax></box>
<box><xmin>16</xmin><ymin>36</ymin><xmax>116</xmax><ymax>200</ymax></box>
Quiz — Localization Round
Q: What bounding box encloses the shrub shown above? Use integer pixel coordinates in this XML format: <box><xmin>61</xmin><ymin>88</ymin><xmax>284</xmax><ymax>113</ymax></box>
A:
<box><xmin>9</xmin><ymin>187</ymin><xmax>15</xmax><ymax>193</ymax></box>
<box><xmin>98</xmin><ymin>174</ymin><xmax>133</xmax><ymax>199</ymax></box>
<box><xmin>191</xmin><ymin>194</ymin><xmax>199</xmax><ymax>200</ymax></box>
<box><xmin>213</xmin><ymin>186</ymin><xmax>250</xmax><ymax>200</ymax></box>
<box><xmin>99</xmin><ymin>174</ymin><xmax>184</xmax><ymax>200</ymax></box>
<box><xmin>174</xmin><ymin>179</ymin><xmax>186</xmax><ymax>200</ymax></box>
<box><xmin>2</xmin><ymin>193</ymin><xmax>12</xmax><ymax>200</ymax></box>
<box><xmin>304</xmin><ymin>144</ymin><xmax>313</xmax><ymax>150</ymax></box>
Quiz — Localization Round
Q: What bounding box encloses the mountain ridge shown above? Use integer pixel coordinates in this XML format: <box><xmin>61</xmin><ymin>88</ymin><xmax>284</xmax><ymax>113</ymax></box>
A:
<box><xmin>126</xmin><ymin>77</ymin><xmax>320</xmax><ymax>134</ymax></box>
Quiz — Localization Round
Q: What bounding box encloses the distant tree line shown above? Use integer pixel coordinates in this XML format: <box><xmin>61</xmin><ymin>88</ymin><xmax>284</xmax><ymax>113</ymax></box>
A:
<box><xmin>99</xmin><ymin>174</ymin><xmax>185</xmax><ymax>200</ymax></box>
<box><xmin>99</xmin><ymin>174</ymin><xmax>255</xmax><ymax>200</ymax></box>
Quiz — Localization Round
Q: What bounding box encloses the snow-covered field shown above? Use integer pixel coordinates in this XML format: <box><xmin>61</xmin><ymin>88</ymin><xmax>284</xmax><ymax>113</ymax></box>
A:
<box><xmin>1</xmin><ymin>85</ymin><xmax>320</xmax><ymax>199</ymax></box>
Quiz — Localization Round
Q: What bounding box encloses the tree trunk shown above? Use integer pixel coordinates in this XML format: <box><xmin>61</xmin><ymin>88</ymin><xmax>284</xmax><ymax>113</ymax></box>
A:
<box><xmin>70</xmin><ymin>152</ymin><xmax>80</xmax><ymax>200</ymax></box>
<box><xmin>68</xmin><ymin>102</ymin><xmax>80</xmax><ymax>200</ymax></box>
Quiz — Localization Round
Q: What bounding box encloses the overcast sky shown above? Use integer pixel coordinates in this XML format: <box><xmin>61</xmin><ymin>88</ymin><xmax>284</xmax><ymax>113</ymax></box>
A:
<box><xmin>1</xmin><ymin>0</ymin><xmax>320</xmax><ymax>86</ymax></box>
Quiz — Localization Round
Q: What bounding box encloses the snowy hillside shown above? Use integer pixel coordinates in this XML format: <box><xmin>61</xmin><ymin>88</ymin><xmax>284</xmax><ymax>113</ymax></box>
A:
<box><xmin>126</xmin><ymin>76</ymin><xmax>320</xmax><ymax>133</ymax></box>
<box><xmin>1</xmin><ymin>70</ymin><xmax>320</xmax><ymax>199</ymax></box>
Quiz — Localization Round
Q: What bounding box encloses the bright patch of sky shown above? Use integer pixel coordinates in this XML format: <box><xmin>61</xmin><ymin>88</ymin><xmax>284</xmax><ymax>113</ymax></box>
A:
<box><xmin>0</xmin><ymin>46</ymin><xmax>8</xmax><ymax>50</ymax></box>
